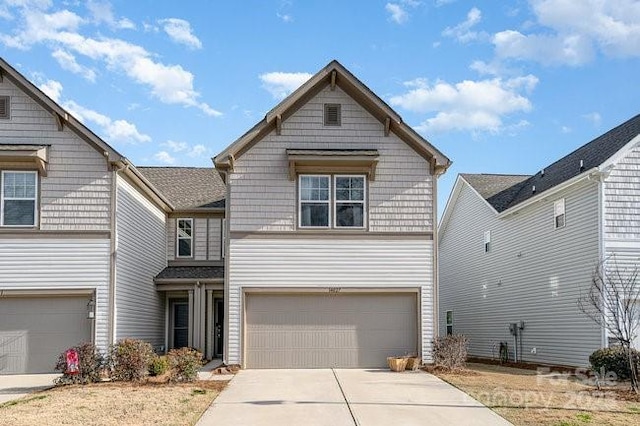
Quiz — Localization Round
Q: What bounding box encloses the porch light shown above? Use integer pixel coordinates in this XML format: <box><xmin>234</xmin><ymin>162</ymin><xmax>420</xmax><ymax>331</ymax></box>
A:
<box><xmin>87</xmin><ymin>298</ymin><xmax>96</xmax><ymax>319</ymax></box>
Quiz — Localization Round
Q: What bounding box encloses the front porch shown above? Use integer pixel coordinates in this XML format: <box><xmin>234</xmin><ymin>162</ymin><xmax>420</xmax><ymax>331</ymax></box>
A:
<box><xmin>154</xmin><ymin>266</ymin><xmax>224</xmax><ymax>361</ymax></box>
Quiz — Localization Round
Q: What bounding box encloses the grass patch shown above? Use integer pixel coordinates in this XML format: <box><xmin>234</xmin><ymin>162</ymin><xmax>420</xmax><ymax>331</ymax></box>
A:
<box><xmin>433</xmin><ymin>363</ymin><xmax>640</xmax><ymax>426</ymax></box>
<box><xmin>0</xmin><ymin>380</ymin><xmax>227</xmax><ymax>426</ymax></box>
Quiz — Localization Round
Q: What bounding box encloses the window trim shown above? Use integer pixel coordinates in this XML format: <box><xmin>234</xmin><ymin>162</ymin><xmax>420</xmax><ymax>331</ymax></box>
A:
<box><xmin>484</xmin><ymin>230</ymin><xmax>491</xmax><ymax>253</ymax></box>
<box><xmin>176</xmin><ymin>218</ymin><xmax>194</xmax><ymax>258</ymax></box>
<box><xmin>1</xmin><ymin>170</ymin><xmax>38</xmax><ymax>227</ymax></box>
<box><xmin>0</xmin><ymin>96</ymin><xmax>10</xmax><ymax>120</ymax></box>
<box><xmin>333</xmin><ymin>174</ymin><xmax>366</xmax><ymax>229</ymax></box>
<box><xmin>554</xmin><ymin>198</ymin><xmax>566</xmax><ymax>229</ymax></box>
<box><xmin>446</xmin><ymin>310</ymin><xmax>453</xmax><ymax>335</ymax></box>
<box><xmin>298</xmin><ymin>174</ymin><xmax>331</xmax><ymax>229</ymax></box>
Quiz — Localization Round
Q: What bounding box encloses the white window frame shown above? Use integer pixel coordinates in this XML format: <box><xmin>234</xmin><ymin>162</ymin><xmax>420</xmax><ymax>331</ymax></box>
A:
<box><xmin>554</xmin><ymin>198</ymin><xmax>566</xmax><ymax>229</ymax></box>
<box><xmin>333</xmin><ymin>174</ymin><xmax>366</xmax><ymax>229</ymax></box>
<box><xmin>484</xmin><ymin>230</ymin><xmax>491</xmax><ymax>252</ymax></box>
<box><xmin>1</xmin><ymin>170</ymin><xmax>38</xmax><ymax>227</ymax></box>
<box><xmin>176</xmin><ymin>218</ymin><xmax>194</xmax><ymax>258</ymax></box>
<box><xmin>446</xmin><ymin>310</ymin><xmax>453</xmax><ymax>335</ymax></box>
<box><xmin>298</xmin><ymin>174</ymin><xmax>331</xmax><ymax>229</ymax></box>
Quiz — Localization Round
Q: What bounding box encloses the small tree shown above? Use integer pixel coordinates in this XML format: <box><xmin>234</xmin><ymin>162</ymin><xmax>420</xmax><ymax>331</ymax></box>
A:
<box><xmin>578</xmin><ymin>256</ymin><xmax>640</xmax><ymax>393</ymax></box>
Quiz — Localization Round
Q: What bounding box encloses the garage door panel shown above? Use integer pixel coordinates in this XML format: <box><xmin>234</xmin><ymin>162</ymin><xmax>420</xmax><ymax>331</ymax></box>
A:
<box><xmin>0</xmin><ymin>296</ymin><xmax>92</xmax><ymax>374</ymax></box>
<box><xmin>246</xmin><ymin>293</ymin><xmax>417</xmax><ymax>368</ymax></box>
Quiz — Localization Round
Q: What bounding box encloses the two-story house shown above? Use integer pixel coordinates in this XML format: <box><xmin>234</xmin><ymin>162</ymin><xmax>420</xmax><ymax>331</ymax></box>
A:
<box><xmin>0</xmin><ymin>57</ymin><xmax>172</xmax><ymax>374</ymax></box>
<box><xmin>213</xmin><ymin>60</ymin><xmax>450</xmax><ymax>368</ymax></box>
<box><xmin>0</xmin><ymin>58</ymin><xmax>450</xmax><ymax>373</ymax></box>
<box><xmin>438</xmin><ymin>114</ymin><xmax>640</xmax><ymax>367</ymax></box>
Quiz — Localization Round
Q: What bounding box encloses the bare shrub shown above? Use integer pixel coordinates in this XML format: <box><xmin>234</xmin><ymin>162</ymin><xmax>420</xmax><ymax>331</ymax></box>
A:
<box><xmin>108</xmin><ymin>339</ymin><xmax>154</xmax><ymax>382</ymax></box>
<box><xmin>433</xmin><ymin>334</ymin><xmax>468</xmax><ymax>370</ymax></box>
<box><xmin>54</xmin><ymin>343</ymin><xmax>104</xmax><ymax>385</ymax></box>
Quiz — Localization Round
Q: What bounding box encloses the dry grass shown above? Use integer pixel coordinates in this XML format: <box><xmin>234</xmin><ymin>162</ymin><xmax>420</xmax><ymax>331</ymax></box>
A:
<box><xmin>434</xmin><ymin>363</ymin><xmax>640</xmax><ymax>426</ymax></box>
<box><xmin>0</xmin><ymin>380</ymin><xmax>227</xmax><ymax>426</ymax></box>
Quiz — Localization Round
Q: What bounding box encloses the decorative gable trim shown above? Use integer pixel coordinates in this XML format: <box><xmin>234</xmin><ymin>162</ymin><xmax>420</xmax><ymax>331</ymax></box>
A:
<box><xmin>0</xmin><ymin>144</ymin><xmax>49</xmax><ymax>176</ymax></box>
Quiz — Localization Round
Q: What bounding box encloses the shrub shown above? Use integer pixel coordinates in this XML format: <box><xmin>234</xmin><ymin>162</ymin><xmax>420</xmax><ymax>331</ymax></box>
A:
<box><xmin>167</xmin><ymin>347</ymin><xmax>203</xmax><ymax>382</ymax></box>
<box><xmin>148</xmin><ymin>355</ymin><xmax>169</xmax><ymax>377</ymax></box>
<box><xmin>108</xmin><ymin>339</ymin><xmax>154</xmax><ymax>382</ymax></box>
<box><xmin>589</xmin><ymin>346</ymin><xmax>640</xmax><ymax>381</ymax></box>
<box><xmin>54</xmin><ymin>342</ymin><xmax>104</xmax><ymax>385</ymax></box>
<box><xmin>432</xmin><ymin>334</ymin><xmax>468</xmax><ymax>369</ymax></box>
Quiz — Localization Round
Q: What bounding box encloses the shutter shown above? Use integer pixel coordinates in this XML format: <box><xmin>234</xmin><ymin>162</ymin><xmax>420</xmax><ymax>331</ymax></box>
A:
<box><xmin>324</xmin><ymin>103</ymin><xmax>341</xmax><ymax>126</ymax></box>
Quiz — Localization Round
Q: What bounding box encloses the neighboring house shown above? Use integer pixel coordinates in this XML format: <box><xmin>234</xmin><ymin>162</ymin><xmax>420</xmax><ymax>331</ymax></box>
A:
<box><xmin>0</xmin><ymin>57</ymin><xmax>450</xmax><ymax>373</ymax></box>
<box><xmin>213</xmin><ymin>60</ymin><xmax>450</xmax><ymax>368</ymax></box>
<box><xmin>0</xmin><ymin>57</ymin><xmax>172</xmax><ymax>374</ymax></box>
<box><xmin>439</xmin><ymin>114</ymin><xmax>640</xmax><ymax>367</ymax></box>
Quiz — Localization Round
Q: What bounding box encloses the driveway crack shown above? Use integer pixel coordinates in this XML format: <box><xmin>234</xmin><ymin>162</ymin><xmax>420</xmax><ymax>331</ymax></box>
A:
<box><xmin>331</xmin><ymin>369</ymin><xmax>358</xmax><ymax>426</ymax></box>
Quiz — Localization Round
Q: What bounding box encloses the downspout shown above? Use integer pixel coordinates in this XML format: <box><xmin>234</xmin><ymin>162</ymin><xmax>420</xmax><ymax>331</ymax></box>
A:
<box><xmin>432</xmin><ymin>166</ymin><xmax>441</xmax><ymax>361</ymax></box>
<box><xmin>591</xmin><ymin>171</ymin><xmax>609</xmax><ymax>348</ymax></box>
<box><xmin>109</xmin><ymin>162</ymin><xmax>125</xmax><ymax>346</ymax></box>
<box><xmin>222</xmin><ymin>170</ymin><xmax>231</xmax><ymax>366</ymax></box>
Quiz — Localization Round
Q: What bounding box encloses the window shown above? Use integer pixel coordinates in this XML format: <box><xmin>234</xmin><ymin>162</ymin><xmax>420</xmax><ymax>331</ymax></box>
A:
<box><xmin>446</xmin><ymin>310</ymin><xmax>453</xmax><ymax>335</ymax></box>
<box><xmin>176</xmin><ymin>218</ymin><xmax>193</xmax><ymax>257</ymax></box>
<box><xmin>554</xmin><ymin>198</ymin><xmax>565</xmax><ymax>229</ymax></box>
<box><xmin>484</xmin><ymin>230</ymin><xmax>491</xmax><ymax>252</ymax></box>
<box><xmin>324</xmin><ymin>103</ymin><xmax>341</xmax><ymax>126</ymax></box>
<box><xmin>1</xmin><ymin>171</ymin><xmax>37</xmax><ymax>226</ymax></box>
<box><xmin>299</xmin><ymin>174</ymin><xmax>366</xmax><ymax>229</ymax></box>
<box><xmin>299</xmin><ymin>175</ymin><xmax>330</xmax><ymax>227</ymax></box>
<box><xmin>0</xmin><ymin>96</ymin><xmax>9</xmax><ymax>119</ymax></box>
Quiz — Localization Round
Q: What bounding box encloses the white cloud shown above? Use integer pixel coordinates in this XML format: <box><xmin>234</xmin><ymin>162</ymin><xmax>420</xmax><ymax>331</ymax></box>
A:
<box><xmin>390</xmin><ymin>75</ymin><xmax>538</xmax><ymax>133</ymax></box>
<box><xmin>189</xmin><ymin>144</ymin><xmax>207</xmax><ymax>157</ymax></box>
<box><xmin>86</xmin><ymin>0</ymin><xmax>135</xmax><ymax>29</ymax></box>
<box><xmin>161</xmin><ymin>140</ymin><xmax>209</xmax><ymax>159</ymax></box>
<box><xmin>153</xmin><ymin>151</ymin><xmax>175</xmax><ymax>165</ymax></box>
<box><xmin>158</xmin><ymin>18</ymin><xmax>202</xmax><ymax>49</ymax></box>
<box><xmin>162</xmin><ymin>140</ymin><xmax>188</xmax><ymax>152</ymax></box>
<box><xmin>386</xmin><ymin>3</ymin><xmax>409</xmax><ymax>24</ymax></box>
<box><xmin>442</xmin><ymin>7</ymin><xmax>486</xmax><ymax>43</ymax></box>
<box><xmin>277</xmin><ymin>13</ymin><xmax>293</xmax><ymax>23</ymax></box>
<box><xmin>435</xmin><ymin>0</ymin><xmax>456</xmax><ymax>6</ymax></box>
<box><xmin>491</xmin><ymin>0</ymin><xmax>640</xmax><ymax>66</ymax></box>
<box><xmin>0</xmin><ymin>2</ymin><xmax>221</xmax><ymax>116</ymax></box>
<box><xmin>38</xmin><ymin>79</ymin><xmax>63</xmax><ymax>102</ymax></box>
<box><xmin>583</xmin><ymin>112</ymin><xmax>602</xmax><ymax>126</ymax></box>
<box><xmin>561</xmin><ymin>125</ymin><xmax>571</xmax><ymax>133</ymax></box>
<box><xmin>64</xmin><ymin>99</ymin><xmax>151</xmax><ymax>143</ymax></box>
<box><xmin>259</xmin><ymin>71</ymin><xmax>312</xmax><ymax>100</ymax></box>
<box><xmin>52</xmin><ymin>49</ymin><xmax>96</xmax><ymax>81</ymax></box>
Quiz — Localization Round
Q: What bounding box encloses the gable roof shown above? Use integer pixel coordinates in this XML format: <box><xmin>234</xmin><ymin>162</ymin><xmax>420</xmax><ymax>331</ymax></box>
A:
<box><xmin>465</xmin><ymin>114</ymin><xmax>640</xmax><ymax>213</ymax></box>
<box><xmin>213</xmin><ymin>60</ymin><xmax>450</xmax><ymax>174</ymax></box>
<box><xmin>137</xmin><ymin>167</ymin><xmax>225</xmax><ymax>210</ymax></box>
<box><xmin>0</xmin><ymin>57</ymin><xmax>124</xmax><ymax>162</ymax></box>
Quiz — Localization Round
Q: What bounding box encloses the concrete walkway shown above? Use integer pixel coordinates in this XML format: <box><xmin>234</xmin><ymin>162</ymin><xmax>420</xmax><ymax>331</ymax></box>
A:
<box><xmin>197</xmin><ymin>369</ymin><xmax>512</xmax><ymax>426</ymax></box>
<box><xmin>0</xmin><ymin>374</ymin><xmax>59</xmax><ymax>404</ymax></box>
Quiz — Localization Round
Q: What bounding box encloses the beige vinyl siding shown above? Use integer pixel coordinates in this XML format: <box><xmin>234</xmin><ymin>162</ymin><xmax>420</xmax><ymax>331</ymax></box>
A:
<box><xmin>0</xmin><ymin>238</ymin><xmax>110</xmax><ymax>350</ymax></box>
<box><xmin>439</xmin><ymin>180</ymin><xmax>601</xmax><ymax>367</ymax></box>
<box><xmin>0</xmin><ymin>79</ymin><xmax>111</xmax><ymax>231</ymax></box>
<box><xmin>114</xmin><ymin>176</ymin><xmax>166</xmax><ymax>348</ymax></box>
<box><xmin>229</xmin><ymin>85</ymin><xmax>433</xmax><ymax>233</ymax></box>
<box><xmin>604</xmin><ymin>143</ymin><xmax>640</xmax><ymax>240</ymax></box>
<box><xmin>166</xmin><ymin>217</ymin><xmax>222</xmax><ymax>261</ymax></box>
<box><xmin>227</xmin><ymin>237</ymin><xmax>434</xmax><ymax>365</ymax></box>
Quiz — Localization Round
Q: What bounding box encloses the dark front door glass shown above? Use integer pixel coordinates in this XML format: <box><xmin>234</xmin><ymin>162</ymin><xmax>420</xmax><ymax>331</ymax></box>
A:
<box><xmin>173</xmin><ymin>302</ymin><xmax>189</xmax><ymax>348</ymax></box>
<box><xmin>214</xmin><ymin>299</ymin><xmax>224</xmax><ymax>357</ymax></box>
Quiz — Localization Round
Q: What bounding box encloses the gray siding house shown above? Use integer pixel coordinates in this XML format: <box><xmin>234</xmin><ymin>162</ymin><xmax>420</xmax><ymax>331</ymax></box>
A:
<box><xmin>0</xmin><ymin>58</ymin><xmax>450</xmax><ymax>373</ymax></box>
<box><xmin>439</xmin><ymin>115</ymin><xmax>640</xmax><ymax>367</ymax></box>
<box><xmin>214</xmin><ymin>60</ymin><xmax>450</xmax><ymax>368</ymax></box>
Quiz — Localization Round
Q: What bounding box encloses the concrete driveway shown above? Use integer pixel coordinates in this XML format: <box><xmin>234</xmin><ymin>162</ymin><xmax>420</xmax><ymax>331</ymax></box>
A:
<box><xmin>0</xmin><ymin>374</ymin><xmax>59</xmax><ymax>404</ymax></box>
<box><xmin>197</xmin><ymin>369</ymin><xmax>511</xmax><ymax>426</ymax></box>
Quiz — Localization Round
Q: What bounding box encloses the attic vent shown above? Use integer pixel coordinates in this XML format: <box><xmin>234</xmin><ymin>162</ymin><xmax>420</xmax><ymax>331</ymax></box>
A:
<box><xmin>324</xmin><ymin>103</ymin><xmax>341</xmax><ymax>126</ymax></box>
<box><xmin>0</xmin><ymin>96</ymin><xmax>9</xmax><ymax>119</ymax></box>
<box><xmin>580</xmin><ymin>159</ymin><xmax>584</xmax><ymax>170</ymax></box>
<box><xmin>541</xmin><ymin>169</ymin><xmax>545</xmax><ymax>177</ymax></box>
<box><xmin>532</xmin><ymin>185</ymin><xmax>536</xmax><ymax>194</ymax></box>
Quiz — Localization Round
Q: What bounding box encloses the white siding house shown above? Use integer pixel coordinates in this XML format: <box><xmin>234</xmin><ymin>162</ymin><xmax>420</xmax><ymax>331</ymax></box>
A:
<box><xmin>215</xmin><ymin>60</ymin><xmax>450</xmax><ymax>368</ymax></box>
<box><xmin>439</xmin><ymin>114</ymin><xmax>640</xmax><ymax>367</ymax></box>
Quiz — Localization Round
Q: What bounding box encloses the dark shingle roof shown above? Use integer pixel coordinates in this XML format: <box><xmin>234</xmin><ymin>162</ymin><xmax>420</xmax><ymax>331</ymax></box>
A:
<box><xmin>463</xmin><ymin>114</ymin><xmax>640</xmax><ymax>212</ymax></box>
<box><xmin>155</xmin><ymin>266</ymin><xmax>224</xmax><ymax>281</ymax></box>
<box><xmin>137</xmin><ymin>167</ymin><xmax>225</xmax><ymax>210</ymax></box>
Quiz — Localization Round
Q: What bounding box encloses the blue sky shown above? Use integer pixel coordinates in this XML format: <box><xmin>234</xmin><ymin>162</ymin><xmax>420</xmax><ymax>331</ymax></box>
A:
<box><xmin>0</xmin><ymin>0</ymin><xmax>638</xmax><ymax>213</ymax></box>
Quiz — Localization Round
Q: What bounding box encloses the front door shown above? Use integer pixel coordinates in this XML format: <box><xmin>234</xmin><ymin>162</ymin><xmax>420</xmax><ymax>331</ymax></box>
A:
<box><xmin>214</xmin><ymin>299</ymin><xmax>224</xmax><ymax>358</ymax></box>
<box><xmin>171</xmin><ymin>300</ymin><xmax>189</xmax><ymax>349</ymax></box>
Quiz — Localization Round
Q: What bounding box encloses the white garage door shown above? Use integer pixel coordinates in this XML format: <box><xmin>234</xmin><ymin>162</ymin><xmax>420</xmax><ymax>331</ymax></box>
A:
<box><xmin>0</xmin><ymin>296</ymin><xmax>92</xmax><ymax>374</ymax></box>
<box><xmin>245</xmin><ymin>292</ymin><xmax>417</xmax><ymax>368</ymax></box>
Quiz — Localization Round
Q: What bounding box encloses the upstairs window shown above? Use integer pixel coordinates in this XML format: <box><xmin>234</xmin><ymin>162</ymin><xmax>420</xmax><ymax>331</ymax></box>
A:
<box><xmin>446</xmin><ymin>310</ymin><xmax>453</xmax><ymax>335</ymax></box>
<box><xmin>1</xmin><ymin>171</ymin><xmax>37</xmax><ymax>226</ymax></box>
<box><xmin>484</xmin><ymin>230</ymin><xmax>491</xmax><ymax>252</ymax></box>
<box><xmin>176</xmin><ymin>218</ymin><xmax>193</xmax><ymax>258</ymax></box>
<box><xmin>554</xmin><ymin>199</ymin><xmax>566</xmax><ymax>229</ymax></box>
<box><xmin>299</xmin><ymin>175</ymin><xmax>366</xmax><ymax>229</ymax></box>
